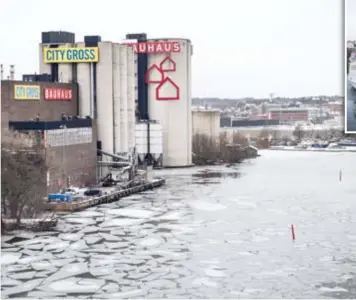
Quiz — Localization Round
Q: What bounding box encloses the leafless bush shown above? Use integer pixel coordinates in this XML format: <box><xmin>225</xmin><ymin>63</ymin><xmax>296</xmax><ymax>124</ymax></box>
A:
<box><xmin>293</xmin><ymin>124</ymin><xmax>305</xmax><ymax>142</ymax></box>
<box><xmin>192</xmin><ymin>131</ymin><xmax>248</xmax><ymax>165</ymax></box>
<box><xmin>1</xmin><ymin>129</ymin><xmax>57</xmax><ymax>230</ymax></box>
<box><xmin>256</xmin><ymin>129</ymin><xmax>270</xmax><ymax>149</ymax></box>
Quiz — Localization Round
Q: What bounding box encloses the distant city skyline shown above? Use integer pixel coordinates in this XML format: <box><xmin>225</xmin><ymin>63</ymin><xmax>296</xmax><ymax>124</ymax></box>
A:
<box><xmin>0</xmin><ymin>0</ymin><xmax>342</xmax><ymax>98</ymax></box>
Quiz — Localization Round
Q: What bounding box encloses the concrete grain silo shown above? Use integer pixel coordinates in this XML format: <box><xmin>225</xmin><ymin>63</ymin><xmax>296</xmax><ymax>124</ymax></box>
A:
<box><xmin>147</xmin><ymin>38</ymin><xmax>193</xmax><ymax>167</ymax></box>
<box><xmin>96</xmin><ymin>42</ymin><xmax>114</xmax><ymax>155</ymax></box>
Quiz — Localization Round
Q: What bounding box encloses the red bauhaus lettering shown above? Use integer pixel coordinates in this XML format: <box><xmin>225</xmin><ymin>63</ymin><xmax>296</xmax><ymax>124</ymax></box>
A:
<box><xmin>44</xmin><ymin>88</ymin><xmax>72</xmax><ymax>101</ymax></box>
<box><xmin>125</xmin><ymin>42</ymin><xmax>181</xmax><ymax>54</ymax></box>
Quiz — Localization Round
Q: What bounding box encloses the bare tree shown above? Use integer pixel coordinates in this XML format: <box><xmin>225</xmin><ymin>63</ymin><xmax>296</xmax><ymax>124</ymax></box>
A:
<box><xmin>292</xmin><ymin>124</ymin><xmax>305</xmax><ymax>142</ymax></box>
<box><xmin>256</xmin><ymin>129</ymin><xmax>270</xmax><ymax>149</ymax></box>
<box><xmin>192</xmin><ymin>131</ymin><xmax>248</xmax><ymax>165</ymax></box>
<box><xmin>1</xmin><ymin>129</ymin><xmax>57</xmax><ymax>230</ymax></box>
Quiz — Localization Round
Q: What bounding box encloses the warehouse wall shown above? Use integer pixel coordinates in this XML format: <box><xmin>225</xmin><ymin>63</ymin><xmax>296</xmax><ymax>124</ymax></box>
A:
<box><xmin>1</xmin><ymin>80</ymin><xmax>78</xmax><ymax>126</ymax></box>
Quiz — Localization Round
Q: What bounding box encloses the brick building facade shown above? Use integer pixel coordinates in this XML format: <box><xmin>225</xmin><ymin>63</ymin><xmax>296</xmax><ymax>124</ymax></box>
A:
<box><xmin>1</xmin><ymin>80</ymin><xmax>97</xmax><ymax>193</ymax></box>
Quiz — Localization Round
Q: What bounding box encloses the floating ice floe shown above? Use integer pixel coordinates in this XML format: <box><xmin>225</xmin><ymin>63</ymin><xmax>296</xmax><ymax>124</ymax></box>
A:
<box><xmin>100</xmin><ymin>218</ymin><xmax>143</xmax><ymax>228</ymax></box>
<box><xmin>101</xmin><ymin>282</ymin><xmax>120</xmax><ymax>293</ymax></box>
<box><xmin>2</xmin><ymin>277</ymin><xmax>22</xmax><ymax>287</ymax></box>
<box><xmin>68</xmin><ymin>240</ymin><xmax>88</xmax><ymax>251</ymax></box>
<box><xmin>319</xmin><ymin>286</ymin><xmax>349</xmax><ymax>293</ymax></box>
<box><xmin>190</xmin><ymin>201</ymin><xmax>226</xmax><ymax>211</ymax></box>
<box><xmin>140</xmin><ymin>237</ymin><xmax>163</xmax><ymax>247</ymax></box>
<box><xmin>59</xmin><ymin>233</ymin><xmax>84</xmax><ymax>241</ymax></box>
<box><xmin>106</xmin><ymin>208</ymin><xmax>157</xmax><ymax>219</ymax></box>
<box><xmin>44</xmin><ymin>241</ymin><xmax>70</xmax><ymax>252</ymax></box>
<box><xmin>84</xmin><ymin>235</ymin><xmax>103</xmax><ymax>245</ymax></box>
<box><xmin>2</xmin><ymin>278</ymin><xmax>44</xmax><ymax>297</ymax></box>
<box><xmin>192</xmin><ymin>277</ymin><xmax>218</xmax><ymax>287</ymax></box>
<box><xmin>40</xmin><ymin>277</ymin><xmax>105</xmax><ymax>294</ymax></box>
<box><xmin>1</xmin><ymin>252</ymin><xmax>22</xmax><ymax>265</ymax></box>
<box><xmin>64</xmin><ymin>218</ymin><xmax>96</xmax><ymax>226</ymax></box>
<box><xmin>41</xmin><ymin>262</ymin><xmax>88</xmax><ymax>284</ymax></box>
<box><xmin>50</xmin><ymin>258</ymin><xmax>76</xmax><ymax>268</ymax></box>
<box><xmin>9</xmin><ymin>271</ymin><xmax>37</xmax><ymax>280</ymax></box>
<box><xmin>204</xmin><ymin>267</ymin><xmax>227</xmax><ymax>278</ymax></box>
<box><xmin>99</xmin><ymin>233</ymin><xmax>122</xmax><ymax>242</ymax></box>
<box><xmin>31</xmin><ymin>260</ymin><xmax>55</xmax><ymax>271</ymax></box>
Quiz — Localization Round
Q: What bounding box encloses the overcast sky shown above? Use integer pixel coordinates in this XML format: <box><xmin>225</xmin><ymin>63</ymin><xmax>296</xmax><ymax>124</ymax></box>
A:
<box><xmin>347</xmin><ymin>0</ymin><xmax>356</xmax><ymax>39</ymax></box>
<box><xmin>0</xmin><ymin>0</ymin><xmax>342</xmax><ymax>98</ymax></box>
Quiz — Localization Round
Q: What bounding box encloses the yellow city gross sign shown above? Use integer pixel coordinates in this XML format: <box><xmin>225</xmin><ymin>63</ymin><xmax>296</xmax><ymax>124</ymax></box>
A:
<box><xmin>43</xmin><ymin>47</ymin><xmax>99</xmax><ymax>63</ymax></box>
<box><xmin>14</xmin><ymin>85</ymin><xmax>40</xmax><ymax>100</ymax></box>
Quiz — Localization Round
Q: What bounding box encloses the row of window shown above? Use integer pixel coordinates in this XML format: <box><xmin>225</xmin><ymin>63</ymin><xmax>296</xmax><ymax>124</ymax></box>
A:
<box><xmin>45</xmin><ymin>127</ymin><xmax>92</xmax><ymax>147</ymax></box>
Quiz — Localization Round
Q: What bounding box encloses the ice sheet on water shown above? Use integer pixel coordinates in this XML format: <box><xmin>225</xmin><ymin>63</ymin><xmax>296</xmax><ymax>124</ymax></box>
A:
<box><xmin>9</xmin><ymin>271</ymin><xmax>37</xmax><ymax>280</ymax></box>
<box><xmin>59</xmin><ymin>233</ymin><xmax>84</xmax><ymax>241</ymax></box>
<box><xmin>68</xmin><ymin>240</ymin><xmax>88</xmax><ymax>251</ymax></box>
<box><xmin>49</xmin><ymin>258</ymin><xmax>76</xmax><ymax>268</ymax></box>
<box><xmin>89</xmin><ymin>266</ymin><xmax>114</xmax><ymax>277</ymax></box>
<box><xmin>100</xmin><ymin>218</ymin><xmax>142</xmax><ymax>228</ymax></box>
<box><xmin>190</xmin><ymin>200</ymin><xmax>226</xmax><ymax>211</ymax></box>
<box><xmin>84</xmin><ymin>235</ymin><xmax>103</xmax><ymax>245</ymax></box>
<box><xmin>66</xmin><ymin>210</ymin><xmax>104</xmax><ymax>218</ymax></box>
<box><xmin>26</xmin><ymin>290</ymin><xmax>68</xmax><ymax>298</ymax></box>
<box><xmin>41</xmin><ymin>262</ymin><xmax>88</xmax><ymax>284</ymax></box>
<box><xmin>99</xmin><ymin>233</ymin><xmax>122</xmax><ymax>241</ymax></box>
<box><xmin>104</xmin><ymin>241</ymin><xmax>130</xmax><ymax>249</ymax></box>
<box><xmin>1</xmin><ymin>244</ymin><xmax>18</xmax><ymax>249</ymax></box>
<box><xmin>1</xmin><ymin>252</ymin><xmax>22</xmax><ymax>265</ymax></box>
<box><xmin>80</xmin><ymin>226</ymin><xmax>99</xmax><ymax>234</ymax></box>
<box><xmin>31</xmin><ymin>261</ymin><xmax>55</xmax><ymax>271</ymax></box>
<box><xmin>101</xmin><ymin>282</ymin><xmax>120</xmax><ymax>293</ymax></box>
<box><xmin>2</xmin><ymin>277</ymin><xmax>22</xmax><ymax>286</ymax></box>
<box><xmin>154</xmin><ymin>211</ymin><xmax>182</xmax><ymax>221</ymax></box>
<box><xmin>97</xmin><ymin>289</ymin><xmax>146</xmax><ymax>299</ymax></box>
<box><xmin>140</xmin><ymin>237</ymin><xmax>163</xmax><ymax>247</ymax></box>
<box><xmin>106</xmin><ymin>208</ymin><xmax>156</xmax><ymax>219</ymax></box>
<box><xmin>14</xmin><ymin>236</ymin><xmax>60</xmax><ymax>246</ymax></box>
<box><xmin>6</xmin><ymin>264</ymin><xmax>32</xmax><ymax>272</ymax></box>
<box><xmin>25</xmin><ymin>243</ymin><xmax>44</xmax><ymax>251</ymax></box>
<box><xmin>64</xmin><ymin>218</ymin><xmax>96</xmax><ymax>226</ymax></box>
<box><xmin>2</xmin><ymin>278</ymin><xmax>44</xmax><ymax>297</ymax></box>
<box><xmin>44</xmin><ymin>240</ymin><xmax>70</xmax><ymax>252</ymax></box>
<box><xmin>204</xmin><ymin>267</ymin><xmax>227</xmax><ymax>278</ymax></box>
<box><xmin>39</xmin><ymin>277</ymin><xmax>106</xmax><ymax>294</ymax></box>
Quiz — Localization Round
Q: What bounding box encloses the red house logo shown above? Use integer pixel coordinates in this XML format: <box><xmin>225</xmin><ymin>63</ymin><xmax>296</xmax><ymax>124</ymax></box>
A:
<box><xmin>144</xmin><ymin>56</ymin><xmax>180</xmax><ymax>101</ymax></box>
<box><xmin>156</xmin><ymin>77</ymin><xmax>180</xmax><ymax>101</ymax></box>
<box><xmin>145</xmin><ymin>64</ymin><xmax>164</xmax><ymax>84</ymax></box>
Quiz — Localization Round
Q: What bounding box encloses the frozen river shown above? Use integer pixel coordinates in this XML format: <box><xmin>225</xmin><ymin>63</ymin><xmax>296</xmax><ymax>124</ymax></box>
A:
<box><xmin>2</xmin><ymin>150</ymin><xmax>356</xmax><ymax>299</ymax></box>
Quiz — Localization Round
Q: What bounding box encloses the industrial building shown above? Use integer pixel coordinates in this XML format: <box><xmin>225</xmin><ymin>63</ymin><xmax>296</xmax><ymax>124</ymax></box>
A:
<box><xmin>38</xmin><ymin>31</ymin><xmax>193</xmax><ymax>167</ymax></box>
<box><xmin>192</xmin><ymin>108</ymin><xmax>220</xmax><ymax>140</ymax></box>
<box><xmin>1</xmin><ymin>79</ymin><xmax>97</xmax><ymax>192</ymax></box>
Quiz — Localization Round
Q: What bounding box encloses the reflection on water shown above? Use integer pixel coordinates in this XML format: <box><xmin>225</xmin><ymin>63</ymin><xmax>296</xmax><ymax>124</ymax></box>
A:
<box><xmin>1</xmin><ymin>151</ymin><xmax>356</xmax><ymax>299</ymax></box>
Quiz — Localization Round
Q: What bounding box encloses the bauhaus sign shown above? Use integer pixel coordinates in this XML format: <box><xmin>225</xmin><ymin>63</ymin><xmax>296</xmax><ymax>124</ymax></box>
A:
<box><xmin>125</xmin><ymin>42</ymin><xmax>180</xmax><ymax>54</ymax></box>
<box><xmin>43</xmin><ymin>47</ymin><xmax>99</xmax><ymax>63</ymax></box>
<box><xmin>14</xmin><ymin>85</ymin><xmax>40</xmax><ymax>100</ymax></box>
<box><xmin>44</xmin><ymin>88</ymin><xmax>72</xmax><ymax>101</ymax></box>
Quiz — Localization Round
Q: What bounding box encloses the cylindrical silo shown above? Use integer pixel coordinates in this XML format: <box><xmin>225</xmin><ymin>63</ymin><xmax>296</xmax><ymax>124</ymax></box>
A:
<box><xmin>58</xmin><ymin>43</ymin><xmax>73</xmax><ymax>83</ymax></box>
<box><xmin>147</xmin><ymin>38</ymin><xmax>193</xmax><ymax>167</ymax></box>
<box><xmin>126</xmin><ymin>45</ymin><xmax>136</xmax><ymax>150</ymax></box>
<box><xmin>39</xmin><ymin>43</ymin><xmax>51</xmax><ymax>75</ymax></box>
<box><xmin>119</xmin><ymin>45</ymin><xmax>128</xmax><ymax>152</ymax></box>
<box><xmin>76</xmin><ymin>42</ymin><xmax>91</xmax><ymax>117</ymax></box>
<box><xmin>96</xmin><ymin>42</ymin><xmax>114</xmax><ymax>154</ymax></box>
<box><xmin>112</xmin><ymin>43</ymin><xmax>122</xmax><ymax>154</ymax></box>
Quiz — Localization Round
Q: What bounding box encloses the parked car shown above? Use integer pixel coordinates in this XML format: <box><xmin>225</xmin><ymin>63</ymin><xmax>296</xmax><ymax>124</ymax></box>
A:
<box><xmin>84</xmin><ymin>189</ymin><xmax>102</xmax><ymax>197</ymax></box>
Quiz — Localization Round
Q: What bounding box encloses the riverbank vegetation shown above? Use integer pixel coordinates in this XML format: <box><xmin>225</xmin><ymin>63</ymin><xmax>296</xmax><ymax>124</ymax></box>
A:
<box><xmin>192</xmin><ymin>132</ymin><xmax>256</xmax><ymax>165</ymax></box>
<box><xmin>1</xmin><ymin>129</ymin><xmax>57</xmax><ymax>233</ymax></box>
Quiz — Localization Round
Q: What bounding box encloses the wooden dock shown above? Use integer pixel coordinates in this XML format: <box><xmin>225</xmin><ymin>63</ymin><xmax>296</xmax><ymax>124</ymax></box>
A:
<box><xmin>48</xmin><ymin>178</ymin><xmax>165</xmax><ymax>212</ymax></box>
